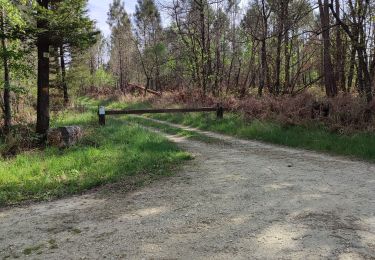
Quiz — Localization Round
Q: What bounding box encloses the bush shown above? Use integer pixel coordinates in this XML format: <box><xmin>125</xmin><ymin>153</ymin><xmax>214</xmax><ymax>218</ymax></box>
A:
<box><xmin>133</xmin><ymin>90</ymin><xmax>375</xmax><ymax>134</ymax></box>
<box><xmin>0</xmin><ymin>125</ymin><xmax>39</xmax><ymax>158</ymax></box>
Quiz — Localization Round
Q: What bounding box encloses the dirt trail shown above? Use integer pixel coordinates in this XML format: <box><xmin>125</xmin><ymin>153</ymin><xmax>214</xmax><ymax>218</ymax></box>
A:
<box><xmin>1</xmin><ymin>119</ymin><xmax>375</xmax><ymax>259</ymax></box>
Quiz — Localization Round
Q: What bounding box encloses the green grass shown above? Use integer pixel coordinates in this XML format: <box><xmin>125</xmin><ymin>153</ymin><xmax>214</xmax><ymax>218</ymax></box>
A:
<box><xmin>23</xmin><ymin>244</ymin><xmax>44</xmax><ymax>255</ymax></box>
<box><xmin>81</xmin><ymin>96</ymin><xmax>375</xmax><ymax>161</ymax></box>
<box><xmin>148</xmin><ymin>111</ymin><xmax>375</xmax><ymax>161</ymax></box>
<box><xmin>126</xmin><ymin>116</ymin><xmax>223</xmax><ymax>144</ymax></box>
<box><xmin>0</xmin><ymin>106</ymin><xmax>191</xmax><ymax>206</ymax></box>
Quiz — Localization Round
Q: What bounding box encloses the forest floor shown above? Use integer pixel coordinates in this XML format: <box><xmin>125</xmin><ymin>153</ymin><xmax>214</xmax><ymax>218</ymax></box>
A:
<box><xmin>1</xmin><ymin>118</ymin><xmax>375</xmax><ymax>259</ymax></box>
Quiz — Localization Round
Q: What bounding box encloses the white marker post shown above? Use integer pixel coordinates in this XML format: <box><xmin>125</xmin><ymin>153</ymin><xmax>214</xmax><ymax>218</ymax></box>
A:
<box><xmin>98</xmin><ymin>106</ymin><xmax>106</xmax><ymax>125</ymax></box>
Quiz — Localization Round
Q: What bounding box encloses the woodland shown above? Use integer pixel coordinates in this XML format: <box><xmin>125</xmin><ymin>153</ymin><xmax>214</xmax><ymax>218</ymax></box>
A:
<box><xmin>1</xmin><ymin>0</ymin><xmax>375</xmax><ymax>156</ymax></box>
<box><xmin>2</xmin><ymin>2</ymin><xmax>375</xmax><ymax>257</ymax></box>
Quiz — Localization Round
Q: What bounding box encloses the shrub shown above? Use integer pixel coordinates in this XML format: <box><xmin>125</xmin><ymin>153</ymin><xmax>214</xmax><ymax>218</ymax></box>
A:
<box><xmin>0</xmin><ymin>125</ymin><xmax>39</xmax><ymax>158</ymax></box>
<box><xmin>137</xmin><ymin>90</ymin><xmax>375</xmax><ymax>134</ymax></box>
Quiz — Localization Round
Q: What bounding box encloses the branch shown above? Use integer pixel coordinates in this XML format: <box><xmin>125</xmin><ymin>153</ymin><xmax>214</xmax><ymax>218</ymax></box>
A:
<box><xmin>293</xmin><ymin>76</ymin><xmax>324</xmax><ymax>95</ymax></box>
<box><xmin>328</xmin><ymin>1</ymin><xmax>354</xmax><ymax>40</ymax></box>
<box><xmin>132</xmin><ymin>37</ymin><xmax>150</xmax><ymax>79</ymax></box>
<box><xmin>0</xmin><ymin>88</ymin><xmax>5</xmax><ymax>114</ymax></box>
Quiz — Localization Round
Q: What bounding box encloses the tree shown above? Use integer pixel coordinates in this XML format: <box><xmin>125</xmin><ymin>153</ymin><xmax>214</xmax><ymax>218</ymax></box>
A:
<box><xmin>106</xmin><ymin>0</ymin><xmax>374</xmax><ymax>101</ymax></box>
<box><xmin>134</xmin><ymin>0</ymin><xmax>164</xmax><ymax>92</ymax></box>
<box><xmin>49</xmin><ymin>0</ymin><xmax>97</xmax><ymax>105</ymax></box>
<box><xmin>242</xmin><ymin>0</ymin><xmax>271</xmax><ymax>96</ymax></box>
<box><xmin>107</xmin><ymin>0</ymin><xmax>134</xmax><ymax>89</ymax></box>
<box><xmin>0</xmin><ymin>0</ymin><xmax>27</xmax><ymax>134</ymax></box>
<box><xmin>318</xmin><ymin>0</ymin><xmax>337</xmax><ymax>97</ymax></box>
<box><xmin>35</xmin><ymin>0</ymin><xmax>50</xmax><ymax>137</ymax></box>
<box><xmin>329</xmin><ymin>0</ymin><xmax>373</xmax><ymax>102</ymax></box>
<box><xmin>34</xmin><ymin>0</ymin><xmax>97</xmax><ymax>137</ymax></box>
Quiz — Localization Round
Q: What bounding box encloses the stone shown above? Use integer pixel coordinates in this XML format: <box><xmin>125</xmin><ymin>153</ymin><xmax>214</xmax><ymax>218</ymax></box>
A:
<box><xmin>47</xmin><ymin>126</ymin><xmax>83</xmax><ymax>148</ymax></box>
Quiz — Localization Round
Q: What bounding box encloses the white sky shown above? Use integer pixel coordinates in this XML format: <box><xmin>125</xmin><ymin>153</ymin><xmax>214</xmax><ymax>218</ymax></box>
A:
<box><xmin>88</xmin><ymin>0</ymin><xmax>129</xmax><ymax>37</ymax></box>
<box><xmin>88</xmin><ymin>0</ymin><xmax>248</xmax><ymax>37</ymax></box>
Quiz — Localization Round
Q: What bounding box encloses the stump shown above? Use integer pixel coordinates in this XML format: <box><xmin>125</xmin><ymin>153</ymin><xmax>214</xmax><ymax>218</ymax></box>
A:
<box><xmin>47</xmin><ymin>126</ymin><xmax>83</xmax><ymax>148</ymax></box>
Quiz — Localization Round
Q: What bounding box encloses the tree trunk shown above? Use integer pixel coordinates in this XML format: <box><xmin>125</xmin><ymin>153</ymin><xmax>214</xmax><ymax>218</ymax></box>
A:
<box><xmin>199</xmin><ymin>0</ymin><xmax>207</xmax><ymax>96</ymax></box>
<box><xmin>275</xmin><ymin>0</ymin><xmax>285</xmax><ymax>95</ymax></box>
<box><xmin>281</xmin><ymin>0</ymin><xmax>290</xmax><ymax>94</ymax></box>
<box><xmin>119</xmin><ymin>48</ymin><xmax>124</xmax><ymax>89</ymax></box>
<box><xmin>240</xmin><ymin>43</ymin><xmax>256</xmax><ymax>98</ymax></box>
<box><xmin>358</xmin><ymin>24</ymin><xmax>372</xmax><ymax>102</ymax></box>
<box><xmin>284</xmin><ymin>33</ymin><xmax>291</xmax><ymax>93</ymax></box>
<box><xmin>36</xmin><ymin>0</ymin><xmax>50</xmax><ymax>137</ymax></box>
<box><xmin>226</xmin><ymin>55</ymin><xmax>234</xmax><ymax>91</ymax></box>
<box><xmin>60</xmin><ymin>45</ymin><xmax>68</xmax><ymax>106</ymax></box>
<box><xmin>213</xmin><ymin>36</ymin><xmax>221</xmax><ymax>96</ymax></box>
<box><xmin>1</xmin><ymin>8</ymin><xmax>11</xmax><ymax>134</ymax></box>
<box><xmin>206</xmin><ymin>12</ymin><xmax>212</xmax><ymax>93</ymax></box>
<box><xmin>318</xmin><ymin>0</ymin><xmax>337</xmax><ymax>97</ymax></box>
<box><xmin>335</xmin><ymin>0</ymin><xmax>346</xmax><ymax>91</ymax></box>
<box><xmin>357</xmin><ymin>48</ymin><xmax>372</xmax><ymax>102</ymax></box>
<box><xmin>259</xmin><ymin>38</ymin><xmax>267</xmax><ymax>96</ymax></box>
<box><xmin>259</xmin><ymin>0</ymin><xmax>269</xmax><ymax>96</ymax></box>
<box><xmin>235</xmin><ymin>59</ymin><xmax>241</xmax><ymax>91</ymax></box>
<box><xmin>347</xmin><ymin>46</ymin><xmax>356</xmax><ymax>92</ymax></box>
<box><xmin>275</xmin><ymin>30</ymin><xmax>282</xmax><ymax>95</ymax></box>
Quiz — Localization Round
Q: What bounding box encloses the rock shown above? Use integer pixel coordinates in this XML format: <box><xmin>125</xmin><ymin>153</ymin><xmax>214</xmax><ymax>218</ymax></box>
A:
<box><xmin>47</xmin><ymin>126</ymin><xmax>83</xmax><ymax>148</ymax></box>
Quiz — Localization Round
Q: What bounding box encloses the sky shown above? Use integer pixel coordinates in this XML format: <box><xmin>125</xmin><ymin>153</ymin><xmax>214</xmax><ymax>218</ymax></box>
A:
<box><xmin>88</xmin><ymin>0</ymin><xmax>138</xmax><ymax>37</ymax></box>
<box><xmin>87</xmin><ymin>0</ymin><xmax>247</xmax><ymax>38</ymax></box>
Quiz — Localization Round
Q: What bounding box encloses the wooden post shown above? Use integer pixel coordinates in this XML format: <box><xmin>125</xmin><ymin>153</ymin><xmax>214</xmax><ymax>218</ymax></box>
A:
<box><xmin>98</xmin><ymin>106</ymin><xmax>105</xmax><ymax>125</ymax></box>
<box><xmin>216</xmin><ymin>103</ymin><xmax>223</xmax><ymax>119</ymax></box>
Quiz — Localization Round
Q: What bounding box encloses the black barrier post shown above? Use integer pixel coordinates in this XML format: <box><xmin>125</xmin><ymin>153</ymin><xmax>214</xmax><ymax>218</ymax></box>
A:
<box><xmin>216</xmin><ymin>103</ymin><xmax>223</xmax><ymax>119</ymax></box>
<box><xmin>98</xmin><ymin>106</ymin><xmax>106</xmax><ymax>125</ymax></box>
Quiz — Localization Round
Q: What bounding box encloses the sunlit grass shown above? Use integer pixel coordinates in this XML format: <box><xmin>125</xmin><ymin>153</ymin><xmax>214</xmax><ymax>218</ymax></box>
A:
<box><xmin>126</xmin><ymin>116</ymin><xmax>222</xmax><ymax>144</ymax></box>
<box><xmin>149</xmin><ymin>111</ymin><xmax>375</xmax><ymax>161</ymax></box>
<box><xmin>0</xmin><ymin>105</ymin><xmax>191</xmax><ymax>206</ymax></box>
<box><xmin>80</xmin><ymin>96</ymin><xmax>375</xmax><ymax>161</ymax></box>
<box><xmin>84</xmin><ymin>96</ymin><xmax>375</xmax><ymax>161</ymax></box>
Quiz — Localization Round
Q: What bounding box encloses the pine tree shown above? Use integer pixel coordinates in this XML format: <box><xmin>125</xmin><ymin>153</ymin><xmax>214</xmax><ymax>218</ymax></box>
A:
<box><xmin>134</xmin><ymin>0</ymin><xmax>164</xmax><ymax>91</ymax></box>
<box><xmin>107</xmin><ymin>0</ymin><xmax>134</xmax><ymax>89</ymax></box>
<box><xmin>35</xmin><ymin>0</ymin><xmax>97</xmax><ymax>138</ymax></box>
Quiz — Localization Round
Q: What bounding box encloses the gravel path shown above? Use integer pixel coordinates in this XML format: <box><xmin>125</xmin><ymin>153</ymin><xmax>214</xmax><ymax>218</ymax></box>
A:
<box><xmin>1</xmin><ymin>119</ymin><xmax>375</xmax><ymax>259</ymax></box>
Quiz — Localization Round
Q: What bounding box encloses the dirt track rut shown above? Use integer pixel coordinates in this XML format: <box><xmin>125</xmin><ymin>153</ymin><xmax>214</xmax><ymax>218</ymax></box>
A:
<box><xmin>1</xmin><ymin>118</ymin><xmax>375</xmax><ymax>259</ymax></box>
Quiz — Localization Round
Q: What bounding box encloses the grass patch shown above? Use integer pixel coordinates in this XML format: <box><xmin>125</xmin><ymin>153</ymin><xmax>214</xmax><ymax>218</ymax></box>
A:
<box><xmin>48</xmin><ymin>239</ymin><xmax>58</xmax><ymax>249</ymax></box>
<box><xmin>79</xmin><ymin>97</ymin><xmax>375</xmax><ymax>161</ymax></box>
<box><xmin>23</xmin><ymin>244</ymin><xmax>44</xmax><ymax>255</ymax></box>
<box><xmin>149</xmin><ymin>112</ymin><xmax>375</xmax><ymax>161</ymax></box>
<box><xmin>126</xmin><ymin>116</ymin><xmax>223</xmax><ymax>144</ymax></box>
<box><xmin>70</xmin><ymin>227</ymin><xmax>82</xmax><ymax>234</ymax></box>
<box><xmin>0</xmin><ymin>105</ymin><xmax>191</xmax><ymax>207</ymax></box>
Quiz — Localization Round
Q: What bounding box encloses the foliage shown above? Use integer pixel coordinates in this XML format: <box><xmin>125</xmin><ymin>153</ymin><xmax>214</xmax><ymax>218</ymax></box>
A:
<box><xmin>65</xmin><ymin>64</ymin><xmax>92</xmax><ymax>92</ymax></box>
<box><xmin>146</xmin><ymin>90</ymin><xmax>375</xmax><ymax>133</ymax></box>
<box><xmin>66</xmin><ymin>65</ymin><xmax>115</xmax><ymax>94</ymax></box>
<box><xmin>93</xmin><ymin>68</ymin><xmax>116</xmax><ymax>88</ymax></box>
<box><xmin>0</xmin><ymin>0</ymin><xmax>27</xmax><ymax>31</ymax></box>
<box><xmin>49</xmin><ymin>0</ymin><xmax>98</xmax><ymax>48</ymax></box>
